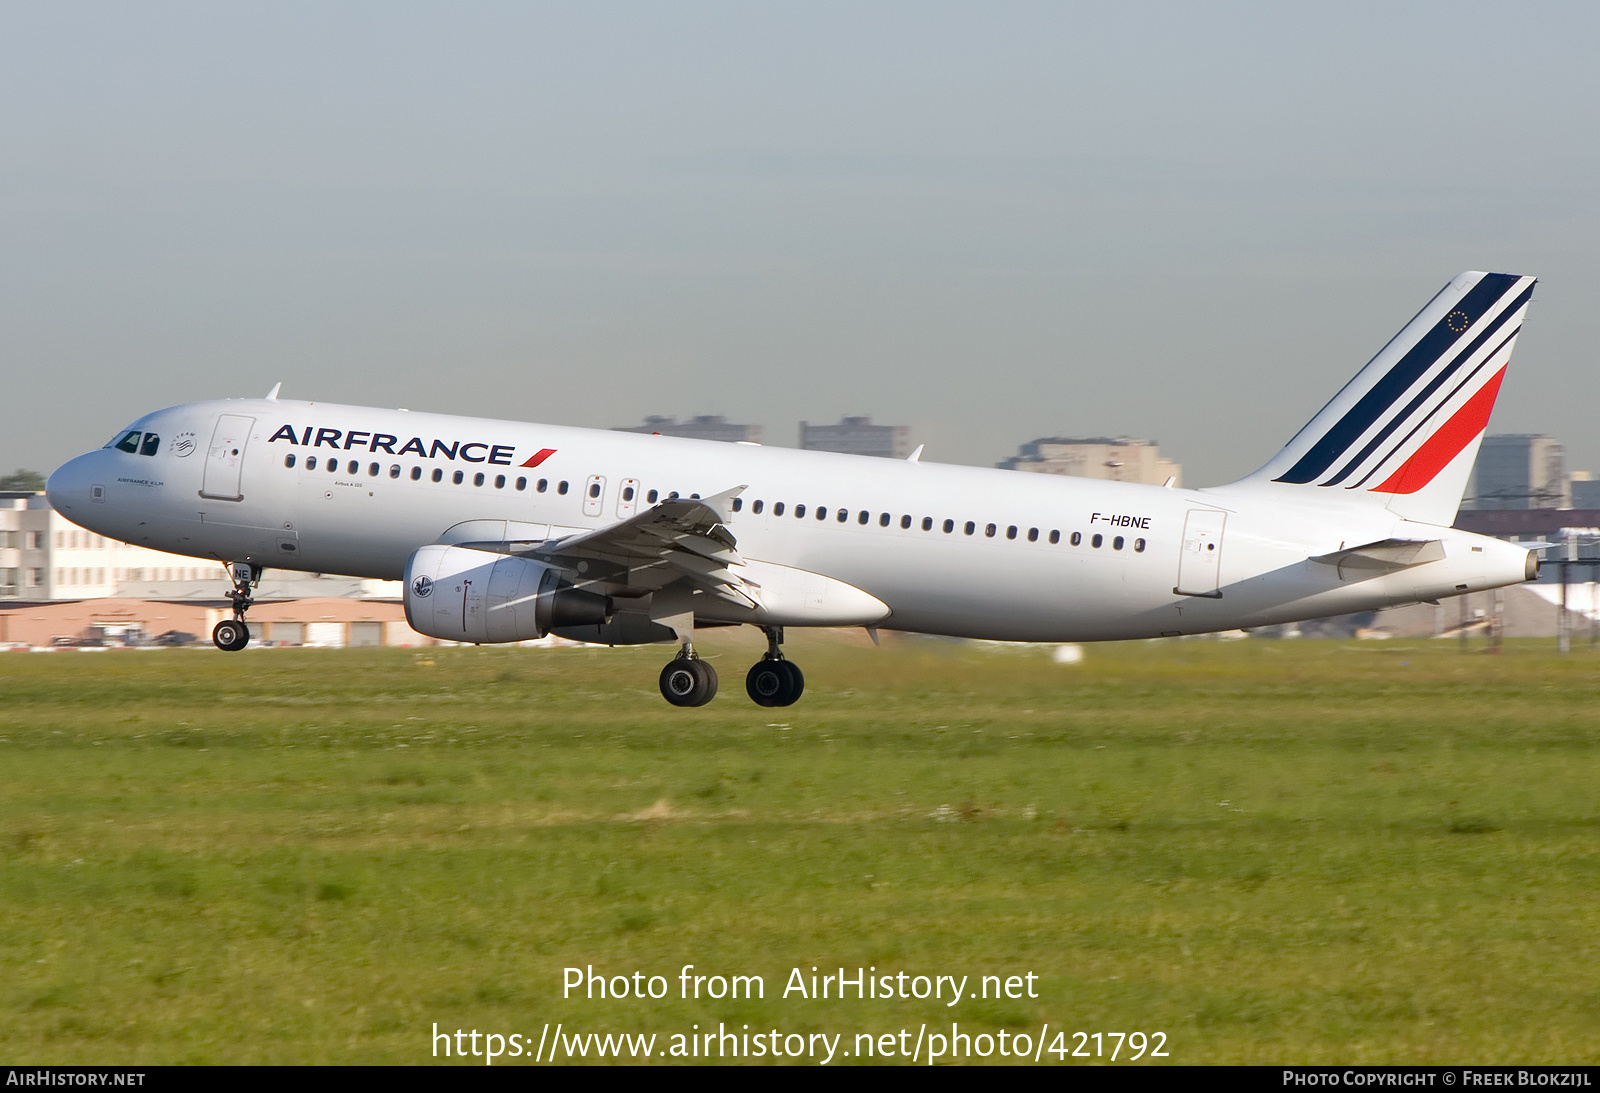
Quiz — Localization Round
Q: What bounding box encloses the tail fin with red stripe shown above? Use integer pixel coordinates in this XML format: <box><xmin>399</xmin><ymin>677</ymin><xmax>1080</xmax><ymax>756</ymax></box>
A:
<box><xmin>1233</xmin><ymin>271</ymin><xmax>1536</xmax><ymax>525</ymax></box>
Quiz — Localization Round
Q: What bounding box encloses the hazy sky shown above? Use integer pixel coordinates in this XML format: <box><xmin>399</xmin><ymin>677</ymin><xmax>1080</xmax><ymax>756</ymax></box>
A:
<box><xmin>4</xmin><ymin>2</ymin><xmax>1597</xmax><ymax>486</ymax></box>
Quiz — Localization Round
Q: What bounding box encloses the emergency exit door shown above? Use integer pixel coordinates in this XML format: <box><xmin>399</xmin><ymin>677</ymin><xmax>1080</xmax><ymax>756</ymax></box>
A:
<box><xmin>1175</xmin><ymin>509</ymin><xmax>1226</xmax><ymax>597</ymax></box>
<box><xmin>199</xmin><ymin>415</ymin><xmax>254</xmax><ymax>502</ymax></box>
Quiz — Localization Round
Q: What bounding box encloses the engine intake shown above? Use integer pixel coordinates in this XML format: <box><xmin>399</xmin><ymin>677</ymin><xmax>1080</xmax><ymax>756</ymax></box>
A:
<box><xmin>403</xmin><ymin>545</ymin><xmax>611</xmax><ymax>643</ymax></box>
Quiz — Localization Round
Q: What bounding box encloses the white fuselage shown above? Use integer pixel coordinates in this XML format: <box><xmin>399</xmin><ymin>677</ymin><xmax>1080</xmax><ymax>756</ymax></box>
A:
<box><xmin>48</xmin><ymin>398</ymin><xmax>1534</xmax><ymax>641</ymax></box>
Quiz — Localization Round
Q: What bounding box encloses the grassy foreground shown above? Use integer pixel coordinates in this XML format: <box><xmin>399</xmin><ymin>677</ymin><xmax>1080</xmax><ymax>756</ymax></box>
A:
<box><xmin>2</xmin><ymin>633</ymin><xmax>1598</xmax><ymax>1064</ymax></box>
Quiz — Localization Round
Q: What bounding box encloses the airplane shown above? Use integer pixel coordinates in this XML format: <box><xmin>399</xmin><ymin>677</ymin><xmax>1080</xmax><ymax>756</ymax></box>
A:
<box><xmin>47</xmin><ymin>271</ymin><xmax>1541</xmax><ymax>707</ymax></box>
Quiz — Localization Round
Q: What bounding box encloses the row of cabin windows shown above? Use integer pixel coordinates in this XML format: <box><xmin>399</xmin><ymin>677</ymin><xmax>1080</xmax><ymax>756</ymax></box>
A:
<box><xmin>277</xmin><ymin>455</ymin><xmax>1144</xmax><ymax>552</ymax></box>
<box><xmin>282</xmin><ymin>453</ymin><xmax>575</xmax><ymax>494</ymax></box>
<box><xmin>726</xmin><ymin>496</ymin><xmax>1146</xmax><ymax>552</ymax></box>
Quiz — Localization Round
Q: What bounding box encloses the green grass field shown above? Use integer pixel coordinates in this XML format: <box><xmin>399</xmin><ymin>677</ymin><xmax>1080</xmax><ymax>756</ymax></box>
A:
<box><xmin>3</xmin><ymin>632</ymin><xmax>1598</xmax><ymax>1064</ymax></box>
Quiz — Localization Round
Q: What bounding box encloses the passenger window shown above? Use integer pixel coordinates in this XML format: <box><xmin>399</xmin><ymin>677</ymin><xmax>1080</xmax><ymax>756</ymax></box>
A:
<box><xmin>588</xmin><ymin>482</ymin><xmax>601</xmax><ymax>498</ymax></box>
<box><xmin>474</xmin><ymin>472</ymin><xmax>485</xmax><ymax>487</ymax></box>
<box><xmin>795</xmin><ymin>504</ymin><xmax>806</xmax><ymax>518</ymax></box>
<box><xmin>817</xmin><ymin>508</ymin><xmax>828</xmax><ymax>521</ymax></box>
<box><xmin>1134</xmin><ymin>537</ymin><xmax>1146</xmax><ymax>552</ymax></box>
<box><xmin>879</xmin><ymin>513</ymin><xmax>890</xmax><ymax>527</ymax></box>
<box><xmin>922</xmin><ymin>517</ymin><xmax>933</xmax><ymax>531</ymax></box>
<box><xmin>539</xmin><ymin>479</ymin><xmax>549</xmax><ymax>493</ymax></box>
<box><xmin>985</xmin><ymin>523</ymin><xmax>996</xmax><ymax>538</ymax></box>
<box><xmin>558</xmin><ymin>481</ymin><xmax>569</xmax><ymax>495</ymax></box>
<box><xmin>349</xmin><ymin>460</ymin><xmax>360</xmax><ymax>474</ymax></box>
<box><xmin>1050</xmin><ymin>530</ymin><xmax>1061</xmax><ymax>544</ymax></box>
<box><xmin>140</xmin><ymin>434</ymin><xmax>160</xmax><ymax>456</ymax></box>
<box><xmin>306</xmin><ymin>455</ymin><xmax>318</xmax><ymax>470</ymax></box>
<box><xmin>453</xmin><ymin>470</ymin><xmax>465</xmax><ymax>485</ymax></box>
<box><xmin>1091</xmin><ymin>533</ymin><xmax>1103</xmax><ymax>548</ymax></box>
<box><xmin>515</xmin><ymin>477</ymin><xmax>526</xmax><ymax>491</ymax></box>
<box><xmin>645</xmin><ymin>488</ymin><xmax>656</xmax><ymax>502</ymax></box>
<box><xmin>285</xmin><ymin>454</ymin><xmax>296</xmax><ymax>469</ymax></box>
<box><xmin>774</xmin><ymin>502</ymin><xmax>785</xmax><ymax>516</ymax></box>
<box><xmin>623</xmin><ymin>486</ymin><xmax>635</xmax><ymax>501</ymax></box>
<box><xmin>964</xmin><ymin>521</ymin><xmax>975</xmax><ymax>536</ymax></box>
<box><xmin>1113</xmin><ymin>536</ymin><xmax>1124</xmax><ymax>550</ymax></box>
<box><xmin>858</xmin><ymin>511</ymin><xmax>869</xmax><ymax>525</ymax></box>
<box><xmin>1069</xmin><ymin>532</ymin><xmax>1080</xmax><ymax>546</ymax></box>
<box><xmin>1027</xmin><ymin>528</ymin><xmax>1038</xmax><ymax>542</ymax></box>
<box><xmin>411</xmin><ymin>467</ymin><xmax>422</xmax><ymax>481</ymax></box>
<box><xmin>328</xmin><ymin>459</ymin><xmax>338</xmax><ymax>473</ymax></box>
<box><xmin>900</xmin><ymin>515</ymin><xmax>911</xmax><ymax>529</ymax></box>
<box><xmin>752</xmin><ymin>500</ymin><xmax>764</xmax><ymax>514</ymax></box>
<box><xmin>732</xmin><ymin>497</ymin><xmax>742</xmax><ymax>512</ymax></box>
<box><xmin>432</xmin><ymin>469</ymin><xmax>443</xmax><ymax>483</ymax></box>
<box><xmin>114</xmin><ymin>431</ymin><xmax>141</xmax><ymax>454</ymax></box>
<box><xmin>1006</xmin><ymin>525</ymin><xmax>1017</xmax><ymax>540</ymax></box>
<box><xmin>368</xmin><ymin>462</ymin><xmax>379</xmax><ymax>476</ymax></box>
<box><xmin>943</xmin><ymin>519</ymin><xmax>954</xmax><ymax>533</ymax></box>
<box><xmin>390</xmin><ymin>465</ymin><xmax>401</xmax><ymax>479</ymax></box>
<box><xmin>838</xmin><ymin>510</ymin><xmax>849</xmax><ymax>523</ymax></box>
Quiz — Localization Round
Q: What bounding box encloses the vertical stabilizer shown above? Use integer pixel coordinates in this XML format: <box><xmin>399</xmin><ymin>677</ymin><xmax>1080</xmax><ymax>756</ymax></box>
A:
<box><xmin>1232</xmin><ymin>271</ymin><xmax>1536</xmax><ymax>526</ymax></box>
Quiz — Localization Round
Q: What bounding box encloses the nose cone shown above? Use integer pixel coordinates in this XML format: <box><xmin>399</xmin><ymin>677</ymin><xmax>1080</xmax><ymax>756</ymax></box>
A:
<box><xmin>47</xmin><ymin>452</ymin><xmax>100</xmax><ymax>518</ymax></box>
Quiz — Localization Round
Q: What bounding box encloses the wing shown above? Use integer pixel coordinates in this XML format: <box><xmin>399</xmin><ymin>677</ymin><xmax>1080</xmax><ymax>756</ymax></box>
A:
<box><xmin>533</xmin><ymin>486</ymin><xmax>761</xmax><ymax>608</ymax></box>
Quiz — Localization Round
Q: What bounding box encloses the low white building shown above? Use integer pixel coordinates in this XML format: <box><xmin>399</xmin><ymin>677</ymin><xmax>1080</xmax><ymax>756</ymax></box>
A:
<box><xmin>0</xmin><ymin>491</ymin><xmax>398</xmax><ymax>603</ymax></box>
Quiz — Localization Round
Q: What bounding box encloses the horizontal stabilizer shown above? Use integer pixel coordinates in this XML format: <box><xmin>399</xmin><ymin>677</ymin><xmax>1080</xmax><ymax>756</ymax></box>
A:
<box><xmin>1311</xmin><ymin>538</ymin><xmax>1445</xmax><ymax>572</ymax></box>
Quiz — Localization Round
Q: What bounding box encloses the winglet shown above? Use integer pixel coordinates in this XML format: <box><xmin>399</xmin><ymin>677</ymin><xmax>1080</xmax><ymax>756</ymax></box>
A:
<box><xmin>700</xmin><ymin>484</ymin><xmax>748</xmax><ymax>523</ymax></box>
<box><xmin>265</xmin><ymin>382</ymin><xmax>282</xmax><ymax>400</ymax></box>
<box><xmin>906</xmin><ymin>445</ymin><xmax>923</xmax><ymax>463</ymax></box>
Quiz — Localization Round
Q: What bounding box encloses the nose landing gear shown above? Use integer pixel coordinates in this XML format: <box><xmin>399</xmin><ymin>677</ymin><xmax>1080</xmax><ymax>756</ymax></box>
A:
<box><xmin>746</xmin><ymin>626</ymin><xmax>804</xmax><ymax>707</ymax></box>
<box><xmin>212</xmin><ymin>562</ymin><xmax>261</xmax><ymax>651</ymax></box>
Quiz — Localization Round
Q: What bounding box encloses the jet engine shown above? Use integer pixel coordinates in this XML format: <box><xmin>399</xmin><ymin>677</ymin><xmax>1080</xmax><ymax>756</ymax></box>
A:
<box><xmin>403</xmin><ymin>545</ymin><xmax>611</xmax><ymax>644</ymax></box>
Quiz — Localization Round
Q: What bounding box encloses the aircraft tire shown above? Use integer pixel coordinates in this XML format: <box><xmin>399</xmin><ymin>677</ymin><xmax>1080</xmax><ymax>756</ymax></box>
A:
<box><xmin>660</xmin><ymin>657</ymin><xmax>717</xmax><ymax>707</ymax></box>
<box><xmin>746</xmin><ymin>659</ymin><xmax>803</xmax><ymax>707</ymax></box>
<box><xmin>212</xmin><ymin>619</ymin><xmax>250</xmax><ymax>652</ymax></box>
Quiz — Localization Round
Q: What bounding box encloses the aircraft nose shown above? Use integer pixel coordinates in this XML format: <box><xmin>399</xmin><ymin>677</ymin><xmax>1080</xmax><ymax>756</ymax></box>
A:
<box><xmin>46</xmin><ymin>452</ymin><xmax>101</xmax><ymax>518</ymax></box>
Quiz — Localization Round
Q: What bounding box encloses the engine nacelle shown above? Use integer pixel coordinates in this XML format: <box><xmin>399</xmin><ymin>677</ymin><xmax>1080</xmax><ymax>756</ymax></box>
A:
<box><xmin>403</xmin><ymin>545</ymin><xmax>611</xmax><ymax>644</ymax></box>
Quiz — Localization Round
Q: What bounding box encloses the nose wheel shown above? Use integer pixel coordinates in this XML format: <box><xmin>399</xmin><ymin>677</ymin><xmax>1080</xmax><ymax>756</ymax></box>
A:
<box><xmin>212</xmin><ymin>618</ymin><xmax>251</xmax><ymax>651</ymax></box>
<box><xmin>745</xmin><ymin>626</ymin><xmax>804</xmax><ymax>707</ymax></box>
<box><xmin>213</xmin><ymin>561</ymin><xmax>262</xmax><ymax>652</ymax></box>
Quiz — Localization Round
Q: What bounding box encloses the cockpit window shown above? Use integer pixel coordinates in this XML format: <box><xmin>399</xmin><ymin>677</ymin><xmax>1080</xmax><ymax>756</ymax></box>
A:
<box><xmin>139</xmin><ymin>433</ymin><xmax>160</xmax><ymax>456</ymax></box>
<box><xmin>113</xmin><ymin>431</ymin><xmax>141</xmax><ymax>454</ymax></box>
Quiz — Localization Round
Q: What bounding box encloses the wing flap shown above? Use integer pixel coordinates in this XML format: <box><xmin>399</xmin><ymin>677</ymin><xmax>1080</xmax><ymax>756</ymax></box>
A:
<box><xmin>533</xmin><ymin>486</ymin><xmax>756</xmax><ymax>602</ymax></box>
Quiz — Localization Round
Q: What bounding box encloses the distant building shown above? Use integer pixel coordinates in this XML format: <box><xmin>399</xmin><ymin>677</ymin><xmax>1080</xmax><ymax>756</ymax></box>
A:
<box><xmin>613</xmin><ymin>415</ymin><xmax>762</xmax><ymax>444</ymax></box>
<box><xmin>998</xmin><ymin>437</ymin><xmax>1181</xmax><ymax>487</ymax></box>
<box><xmin>0</xmin><ymin>491</ymin><xmax>399</xmax><ymax>604</ymax></box>
<box><xmin>1569</xmin><ymin>472</ymin><xmax>1600</xmax><ymax>511</ymax></box>
<box><xmin>1465</xmin><ymin>435</ymin><xmax>1566</xmax><ymax>510</ymax></box>
<box><xmin>799</xmin><ymin>416</ymin><xmax>911</xmax><ymax>459</ymax></box>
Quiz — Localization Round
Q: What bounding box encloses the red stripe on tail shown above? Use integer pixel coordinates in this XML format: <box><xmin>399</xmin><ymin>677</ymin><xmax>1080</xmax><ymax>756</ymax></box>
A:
<box><xmin>1369</xmin><ymin>367</ymin><xmax>1506</xmax><ymax>495</ymax></box>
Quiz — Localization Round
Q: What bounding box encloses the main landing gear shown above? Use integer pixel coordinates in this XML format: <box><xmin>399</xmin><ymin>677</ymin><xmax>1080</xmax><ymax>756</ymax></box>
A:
<box><xmin>659</xmin><ymin>653</ymin><xmax>718</xmax><ymax>707</ymax></box>
<box><xmin>655</xmin><ymin>625</ymin><xmax>805</xmax><ymax>708</ymax></box>
<box><xmin>745</xmin><ymin>626</ymin><xmax>803</xmax><ymax>707</ymax></box>
<box><xmin>212</xmin><ymin>562</ymin><xmax>261</xmax><ymax>652</ymax></box>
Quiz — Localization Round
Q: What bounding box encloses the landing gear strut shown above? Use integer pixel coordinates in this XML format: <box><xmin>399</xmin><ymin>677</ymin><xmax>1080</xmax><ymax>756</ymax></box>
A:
<box><xmin>746</xmin><ymin>626</ymin><xmax>804</xmax><ymax>707</ymax></box>
<box><xmin>212</xmin><ymin>562</ymin><xmax>261</xmax><ymax>652</ymax></box>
